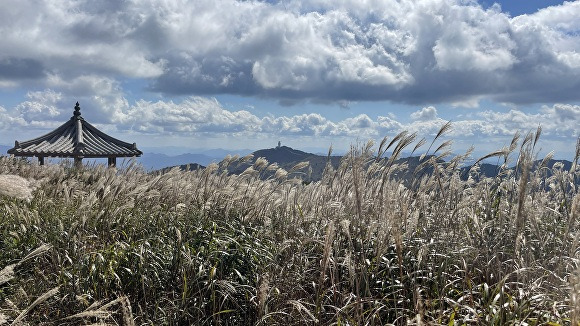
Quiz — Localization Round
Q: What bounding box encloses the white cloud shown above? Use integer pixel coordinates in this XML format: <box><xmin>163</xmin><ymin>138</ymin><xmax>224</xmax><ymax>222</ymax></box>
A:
<box><xmin>0</xmin><ymin>106</ymin><xmax>26</xmax><ymax>130</ymax></box>
<box><xmin>119</xmin><ymin>97</ymin><xmax>261</xmax><ymax>134</ymax></box>
<box><xmin>432</xmin><ymin>4</ymin><xmax>516</xmax><ymax>71</ymax></box>
<box><xmin>16</xmin><ymin>101</ymin><xmax>61</xmax><ymax>122</ymax></box>
<box><xmin>410</xmin><ymin>106</ymin><xmax>438</xmax><ymax>121</ymax></box>
<box><xmin>87</xmin><ymin>98</ymin><xmax>580</xmax><ymax>142</ymax></box>
<box><xmin>1</xmin><ymin>94</ymin><xmax>577</xmax><ymax>157</ymax></box>
<box><xmin>4</xmin><ymin>94</ymin><xmax>578</xmax><ymax>139</ymax></box>
<box><xmin>377</xmin><ymin>115</ymin><xmax>403</xmax><ymax>131</ymax></box>
<box><xmin>1</xmin><ymin>0</ymin><xmax>578</xmax><ymax>105</ymax></box>
<box><xmin>545</xmin><ymin>103</ymin><xmax>580</xmax><ymax>124</ymax></box>
<box><xmin>470</xmin><ymin>104</ymin><xmax>579</xmax><ymax>137</ymax></box>
<box><xmin>0</xmin><ymin>1</ymin><xmax>165</xmax><ymax>81</ymax></box>
<box><xmin>10</xmin><ymin>90</ymin><xmax>64</xmax><ymax>127</ymax></box>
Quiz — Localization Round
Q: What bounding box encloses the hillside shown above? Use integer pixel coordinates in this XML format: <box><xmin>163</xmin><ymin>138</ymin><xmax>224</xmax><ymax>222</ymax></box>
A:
<box><xmin>160</xmin><ymin>145</ymin><xmax>575</xmax><ymax>186</ymax></box>
<box><xmin>460</xmin><ymin>159</ymin><xmax>575</xmax><ymax>181</ymax></box>
<box><xmin>158</xmin><ymin>162</ymin><xmax>205</xmax><ymax>174</ymax></box>
<box><xmin>226</xmin><ymin>146</ymin><xmax>341</xmax><ymax>182</ymax></box>
<box><xmin>0</xmin><ymin>139</ymin><xmax>577</xmax><ymax>325</ymax></box>
<box><xmin>138</xmin><ymin>153</ymin><xmax>215</xmax><ymax>170</ymax></box>
<box><xmin>5</xmin><ymin>142</ymin><xmax>574</xmax><ymax>185</ymax></box>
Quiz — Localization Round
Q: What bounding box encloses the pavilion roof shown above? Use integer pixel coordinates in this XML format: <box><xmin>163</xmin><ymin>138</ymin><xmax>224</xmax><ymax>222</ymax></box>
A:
<box><xmin>7</xmin><ymin>102</ymin><xmax>142</xmax><ymax>158</ymax></box>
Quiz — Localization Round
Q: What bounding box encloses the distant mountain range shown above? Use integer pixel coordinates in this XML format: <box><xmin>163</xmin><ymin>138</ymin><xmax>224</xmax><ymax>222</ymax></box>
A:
<box><xmin>185</xmin><ymin>146</ymin><xmax>575</xmax><ymax>184</ymax></box>
<box><xmin>225</xmin><ymin>146</ymin><xmax>342</xmax><ymax>182</ymax></box>
<box><xmin>159</xmin><ymin>146</ymin><xmax>575</xmax><ymax>185</ymax></box>
<box><xmin>1</xmin><ymin>144</ymin><xmax>576</xmax><ymax>184</ymax></box>
<box><xmin>138</xmin><ymin>153</ymin><xmax>217</xmax><ymax>170</ymax></box>
<box><xmin>137</xmin><ymin>148</ymin><xmax>254</xmax><ymax>170</ymax></box>
<box><xmin>459</xmin><ymin>159</ymin><xmax>574</xmax><ymax>181</ymax></box>
<box><xmin>0</xmin><ymin>145</ymin><xmax>248</xmax><ymax>171</ymax></box>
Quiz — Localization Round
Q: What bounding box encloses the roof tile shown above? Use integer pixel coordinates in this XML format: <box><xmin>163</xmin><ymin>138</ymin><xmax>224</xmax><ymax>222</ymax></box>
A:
<box><xmin>7</xmin><ymin>102</ymin><xmax>142</xmax><ymax>158</ymax></box>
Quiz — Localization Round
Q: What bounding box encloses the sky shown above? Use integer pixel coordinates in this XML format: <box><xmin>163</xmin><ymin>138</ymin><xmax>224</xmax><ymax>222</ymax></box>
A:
<box><xmin>0</xmin><ymin>0</ymin><xmax>579</xmax><ymax>159</ymax></box>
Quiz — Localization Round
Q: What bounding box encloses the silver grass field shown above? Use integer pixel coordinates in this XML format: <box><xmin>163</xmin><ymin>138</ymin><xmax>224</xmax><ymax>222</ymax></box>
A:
<box><xmin>0</xmin><ymin>126</ymin><xmax>579</xmax><ymax>325</ymax></box>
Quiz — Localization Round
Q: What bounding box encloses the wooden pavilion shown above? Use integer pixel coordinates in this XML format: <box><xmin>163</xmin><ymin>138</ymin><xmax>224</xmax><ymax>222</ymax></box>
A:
<box><xmin>7</xmin><ymin>102</ymin><xmax>142</xmax><ymax>167</ymax></box>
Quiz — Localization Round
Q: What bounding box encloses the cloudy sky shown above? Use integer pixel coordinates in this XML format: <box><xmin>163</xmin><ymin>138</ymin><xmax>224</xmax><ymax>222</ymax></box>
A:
<box><xmin>0</xmin><ymin>0</ymin><xmax>578</xmax><ymax>159</ymax></box>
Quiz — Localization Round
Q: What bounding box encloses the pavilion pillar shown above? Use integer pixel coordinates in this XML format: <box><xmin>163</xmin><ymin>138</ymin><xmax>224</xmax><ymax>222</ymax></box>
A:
<box><xmin>38</xmin><ymin>156</ymin><xmax>45</xmax><ymax>166</ymax></box>
<box><xmin>108</xmin><ymin>157</ymin><xmax>116</xmax><ymax>167</ymax></box>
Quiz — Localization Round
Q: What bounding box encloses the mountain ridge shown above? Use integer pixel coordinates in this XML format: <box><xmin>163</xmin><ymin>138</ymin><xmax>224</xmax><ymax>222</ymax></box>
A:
<box><xmin>2</xmin><ymin>144</ymin><xmax>575</xmax><ymax>184</ymax></box>
<box><xmin>225</xmin><ymin>146</ymin><xmax>342</xmax><ymax>182</ymax></box>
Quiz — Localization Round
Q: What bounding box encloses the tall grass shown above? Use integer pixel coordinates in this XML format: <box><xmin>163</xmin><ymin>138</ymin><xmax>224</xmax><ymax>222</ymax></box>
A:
<box><xmin>0</xmin><ymin>130</ymin><xmax>578</xmax><ymax>325</ymax></box>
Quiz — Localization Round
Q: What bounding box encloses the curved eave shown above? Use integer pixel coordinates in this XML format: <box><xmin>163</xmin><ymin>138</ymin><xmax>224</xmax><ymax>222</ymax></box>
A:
<box><xmin>8</xmin><ymin>152</ymin><xmax>141</xmax><ymax>158</ymax></box>
<box><xmin>8</xmin><ymin>119</ymin><xmax>77</xmax><ymax>156</ymax></box>
<box><xmin>81</xmin><ymin>120</ymin><xmax>142</xmax><ymax>157</ymax></box>
<box><xmin>8</xmin><ymin>119</ymin><xmax>75</xmax><ymax>153</ymax></box>
<box><xmin>7</xmin><ymin>117</ymin><xmax>142</xmax><ymax>158</ymax></box>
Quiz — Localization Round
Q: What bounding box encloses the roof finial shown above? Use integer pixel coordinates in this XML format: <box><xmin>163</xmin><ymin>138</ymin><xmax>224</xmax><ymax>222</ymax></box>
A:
<box><xmin>73</xmin><ymin>102</ymin><xmax>81</xmax><ymax>117</ymax></box>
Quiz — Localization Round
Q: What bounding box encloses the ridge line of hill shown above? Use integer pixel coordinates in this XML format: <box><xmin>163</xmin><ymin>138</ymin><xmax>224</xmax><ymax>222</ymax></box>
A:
<box><xmin>159</xmin><ymin>145</ymin><xmax>575</xmax><ymax>184</ymax></box>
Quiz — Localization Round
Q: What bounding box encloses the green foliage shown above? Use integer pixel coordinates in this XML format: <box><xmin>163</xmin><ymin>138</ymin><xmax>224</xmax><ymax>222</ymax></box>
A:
<box><xmin>0</xmin><ymin>132</ymin><xmax>579</xmax><ymax>325</ymax></box>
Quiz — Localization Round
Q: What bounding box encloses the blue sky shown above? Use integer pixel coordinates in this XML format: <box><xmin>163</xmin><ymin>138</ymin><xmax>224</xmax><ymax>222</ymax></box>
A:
<box><xmin>0</xmin><ymin>0</ymin><xmax>578</xmax><ymax>159</ymax></box>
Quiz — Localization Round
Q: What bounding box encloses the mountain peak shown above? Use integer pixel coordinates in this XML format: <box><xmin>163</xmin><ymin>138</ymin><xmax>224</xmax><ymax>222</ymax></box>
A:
<box><xmin>252</xmin><ymin>146</ymin><xmax>313</xmax><ymax>163</ymax></box>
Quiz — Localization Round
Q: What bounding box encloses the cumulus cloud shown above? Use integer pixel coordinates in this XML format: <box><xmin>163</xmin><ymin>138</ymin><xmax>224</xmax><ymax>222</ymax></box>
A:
<box><xmin>112</xmin><ymin>99</ymin><xmax>578</xmax><ymax>149</ymax></box>
<box><xmin>115</xmin><ymin>97</ymin><xmax>382</xmax><ymax>138</ymax></box>
<box><xmin>411</xmin><ymin>106</ymin><xmax>438</xmax><ymax>121</ymax></box>
<box><xmin>3</xmin><ymin>94</ymin><xmax>577</xmax><ymax>139</ymax></box>
<box><xmin>448</xmin><ymin>104</ymin><xmax>579</xmax><ymax>139</ymax></box>
<box><xmin>432</xmin><ymin>4</ymin><xmax>516</xmax><ymax>72</ymax></box>
<box><xmin>0</xmin><ymin>0</ymin><xmax>578</xmax><ymax>105</ymax></box>
<box><xmin>1</xmin><ymin>93</ymin><xmax>577</xmax><ymax>158</ymax></box>
<box><xmin>0</xmin><ymin>81</ymin><xmax>133</xmax><ymax>131</ymax></box>
<box><xmin>550</xmin><ymin>103</ymin><xmax>580</xmax><ymax>122</ymax></box>
<box><xmin>119</xmin><ymin>97</ymin><xmax>262</xmax><ymax>134</ymax></box>
<box><xmin>0</xmin><ymin>90</ymin><xmax>68</xmax><ymax>130</ymax></box>
<box><xmin>0</xmin><ymin>106</ymin><xmax>26</xmax><ymax>130</ymax></box>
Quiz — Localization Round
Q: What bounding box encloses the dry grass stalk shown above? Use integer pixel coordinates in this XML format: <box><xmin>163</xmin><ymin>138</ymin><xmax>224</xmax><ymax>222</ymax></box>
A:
<box><xmin>20</xmin><ymin>244</ymin><xmax>52</xmax><ymax>264</ymax></box>
<box><xmin>0</xmin><ymin>174</ymin><xmax>34</xmax><ymax>202</ymax></box>
<box><xmin>0</xmin><ymin>244</ymin><xmax>52</xmax><ymax>288</ymax></box>
<box><xmin>0</xmin><ymin>129</ymin><xmax>577</xmax><ymax>325</ymax></box>
<box><xmin>120</xmin><ymin>297</ymin><xmax>135</xmax><ymax>326</ymax></box>
<box><xmin>257</xmin><ymin>273</ymin><xmax>270</xmax><ymax>319</ymax></box>
<box><xmin>11</xmin><ymin>286</ymin><xmax>59</xmax><ymax>325</ymax></box>
<box><xmin>319</xmin><ymin>221</ymin><xmax>335</xmax><ymax>287</ymax></box>
<box><xmin>0</xmin><ymin>264</ymin><xmax>16</xmax><ymax>287</ymax></box>
<box><xmin>62</xmin><ymin>296</ymin><xmax>134</xmax><ymax>326</ymax></box>
<box><xmin>287</xmin><ymin>300</ymin><xmax>318</xmax><ymax>323</ymax></box>
<box><xmin>571</xmin><ymin>266</ymin><xmax>580</xmax><ymax>326</ymax></box>
<box><xmin>515</xmin><ymin>131</ymin><xmax>535</xmax><ymax>254</ymax></box>
<box><xmin>62</xmin><ymin>310</ymin><xmax>112</xmax><ymax>320</ymax></box>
